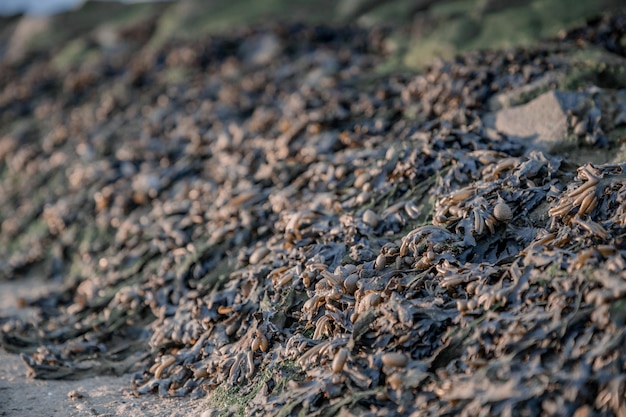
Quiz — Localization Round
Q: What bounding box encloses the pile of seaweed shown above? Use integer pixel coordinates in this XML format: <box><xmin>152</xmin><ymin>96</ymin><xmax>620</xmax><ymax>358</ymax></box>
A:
<box><xmin>1</xmin><ymin>14</ymin><xmax>626</xmax><ymax>417</ymax></box>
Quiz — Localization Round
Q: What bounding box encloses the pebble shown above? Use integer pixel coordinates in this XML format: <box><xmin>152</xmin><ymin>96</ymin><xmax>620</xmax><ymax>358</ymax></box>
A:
<box><xmin>493</xmin><ymin>202</ymin><xmax>513</xmax><ymax>222</ymax></box>
<box><xmin>363</xmin><ymin>209</ymin><xmax>379</xmax><ymax>227</ymax></box>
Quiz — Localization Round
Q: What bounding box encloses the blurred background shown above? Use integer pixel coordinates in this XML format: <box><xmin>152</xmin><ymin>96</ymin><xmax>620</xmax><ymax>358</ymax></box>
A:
<box><xmin>0</xmin><ymin>0</ymin><xmax>86</xmax><ymax>16</ymax></box>
<box><xmin>1</xmin><ymin>0</ymin><xmax>624</xmax><ymax>69</ymax></box>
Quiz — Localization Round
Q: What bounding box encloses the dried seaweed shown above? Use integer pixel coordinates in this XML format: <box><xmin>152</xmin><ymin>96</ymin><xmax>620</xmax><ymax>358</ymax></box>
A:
<box><xmin>2</xmin><ymin>14</ymin><xmax>626</xmax><ymax>417</ymax></box>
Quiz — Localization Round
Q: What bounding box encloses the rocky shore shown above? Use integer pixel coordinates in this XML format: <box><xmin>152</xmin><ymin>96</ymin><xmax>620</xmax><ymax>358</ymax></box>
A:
<box><xmin>1</xmin><ymin>2</ymin><xmax>626</xmax><ymax>416</ymax></box>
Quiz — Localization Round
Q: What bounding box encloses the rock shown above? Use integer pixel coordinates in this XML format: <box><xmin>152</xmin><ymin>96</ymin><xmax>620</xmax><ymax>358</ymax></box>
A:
<box><xmin>482</xmin><ymin>90</ymin><xmax>588</xmax><ymax>153</ymax></box>
<box><xmin>238</xmin><ymin>33</ymin><xmax>282</xmax><ymax>66</ymax></box>
<box><xmin>362</xmin><ymin>209</ymin><xmax>379</xmax><ymax>228</ymax></box>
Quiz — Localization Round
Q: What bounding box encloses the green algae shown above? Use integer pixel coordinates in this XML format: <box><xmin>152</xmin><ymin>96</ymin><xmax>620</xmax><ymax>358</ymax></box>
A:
<box><xmin>206</xmin><ymin>360</ymin><xmax>305</xmax><ymax>417</ymax></box>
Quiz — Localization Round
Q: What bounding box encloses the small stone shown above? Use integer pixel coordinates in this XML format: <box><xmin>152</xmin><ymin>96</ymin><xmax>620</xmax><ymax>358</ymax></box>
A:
<box><xmin>362</xmin><ymin>209</ymin><xmax>379</xmax><ymax>228</ymax></box>
<box><xmin>67</xmin><ymin>390</ymin><xmax>85</xmax><ymax>400</ymax></box>
<box><xmin>493</xmin><ymin>202</ymin><xmax>513</xmax><ymax>222</ymax></box>
<box><xmin>238</xmin><ymin>33</ymin><xmax>282</xmax><ymax>66</ymax></box>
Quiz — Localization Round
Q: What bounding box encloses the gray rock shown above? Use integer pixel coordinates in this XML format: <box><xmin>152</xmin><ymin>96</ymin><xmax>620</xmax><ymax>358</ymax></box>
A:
<box><xmin>238</xmin><ymin>33</ymin><xmax>282</xmax><ymax>66</ymax></box>
<box><xmin>483</xmin><ymin>90</ymin><xmax>588</xmax><ymax>153</ymax></box>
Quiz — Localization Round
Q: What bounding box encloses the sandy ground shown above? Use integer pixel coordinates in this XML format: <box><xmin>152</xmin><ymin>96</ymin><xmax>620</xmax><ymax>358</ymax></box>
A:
<box><xmin>0</xmin><ymin>279</ymin><xmax>212</xmax><ymax>417</ymax></box>
<box><xmin>0</xmin><ymin>351</ymin><xmax>211</xmax><ymax>417</ymax></box>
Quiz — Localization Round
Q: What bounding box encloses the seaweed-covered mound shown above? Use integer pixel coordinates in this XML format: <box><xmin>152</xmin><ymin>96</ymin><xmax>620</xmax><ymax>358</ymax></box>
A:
<box><xmin>2</xmin><ymin>14</ymin><xmax>626</xmax><ymax>417</ymax></box>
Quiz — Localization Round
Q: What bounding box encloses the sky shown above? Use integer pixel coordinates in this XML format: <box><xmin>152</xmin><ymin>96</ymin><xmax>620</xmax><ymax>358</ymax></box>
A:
<box><xmin>0</xmin><ymin>0</ymin><xmax>85</xmax><ymax>16</ymax></box>
<box><xmin>0</xmin><ymin>0</ymin><xmax>167</xmax><ymax>16</ymax></box>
